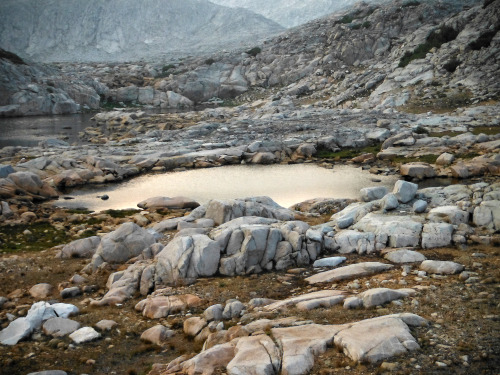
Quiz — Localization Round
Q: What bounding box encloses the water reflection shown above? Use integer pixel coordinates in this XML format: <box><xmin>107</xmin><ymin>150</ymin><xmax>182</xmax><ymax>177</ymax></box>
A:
<box><xmin>54</xmin><ymin>164</ymin><xmax>400</xmax><ymax>212</ymax></box>
<box><xmin>0</xmin><ymin>113</ymin><xmax>95</xmax><ymax>147</ymax></box>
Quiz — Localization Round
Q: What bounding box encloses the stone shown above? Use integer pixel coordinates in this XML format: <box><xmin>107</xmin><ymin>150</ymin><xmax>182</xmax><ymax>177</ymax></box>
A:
<box><xmin>334</xmin><ymin>314</ymin><xmax>425</xmax><ymax>363</ymax></box>
<box><xmin>0</xmin><ymin>164</ymin><xmax>15</xmax><ymax>178</ymax></box>
<box><xmin>29</xmin><ymin>284</ymin><xmax>53</xmax><ymax>299</ymax></box>
<box><xmin>344</xmin><ymin>297</ymin><xmax>363</xmax><ymax>309</ymax></box>
<box><xmin>135</xmin><ymin>295</ymin><xmax>203</xmax><ymax>319</ymax></box>
<box><xmin>313</xmin><ymin>256</ymin><xmax>346</xmax><ymax>268</ymax></box>
<box><xmin>354</xmin><ymin>213</ymin><xmax>423</xmax><ymax>248</ymax></box>
<box><xmin>436</xmin><ymin>153</ymin><xmax>455</xmax><ymax>166</ymax></box>
<box><xmin>95</xmin><ymin>320</ymin><xmax>117</xmax><ymax>331</ymax></box>
<box><xmin>427</xmin><ymin>206</ymin><xmax>469</xmax><ymax>225</ymax></box>
<box><xmin>155</xmin><ymin>234</ymin><xmax>221</xmax><ymax>284</ymax></box>
<box><xmin>305</xmin><ymin>262</ymin><xmax>394</xmax><ymax>284</ymax></box>
<box><xmin>4</xmin><ymin>172</ymin><xmax>58</xmax><ymax>199</ymax></box>
<box><xmin>421</xmin><ymin>223</ymin><xmax>454</xmax><ymax>249</ymax></box>
<box><xmin>381</xmin><ymin>194</ymin><xmax>399</xmax><ymax>211</ymax></box>
<box><xmin>42</xmin><ymin>317</ymin><xmax>80</xmax><ymax>337</ymax></box>
<box><xmin>26</xmin><ymin>371</ymin><xmax>67</xmax><ymax>375</ymax></box>
<box><xmin>264</xmin><ymin>290</ymin><xmax>348</xmax><ymax>311</ymax></box>
<box><xmin>273</xmin><ymin>324</ymin><xmax>339</xmax><ymax>375</ymax></box>
<box><xmin>137</xmin><ymin>196</ymin><xmax>200</xmax><ymax>210</ymax></box>
<box><xmin>204</xmin><ymin>304</ymin><xmax>224</xmax><ymax>321</ymax></box>
<box><xmin>226</xmin><ymin>335</ymin><xmax>281</xmax><ymax>375</ymax></box>
<box><xmin>400</xmin><ymin>163</ymin><xmax>436</xmax><ymax>179</ymax></box>
<box><xmin>413</xmin><ymin>200</ymin><xmax>428</xmax><ymax>213</ymax></box>
<box><xmin>90</xmin><ymin>222</ymin><xmax>156</xmax><ymax>271</ymax></box>
<box><xmin>60</xmin><ymin>286</ymin><xmax>82</xmax><ymax>299</ymax></box>
<box><xmin>360</xmin><ymin>186</ymin><xmax>388</xmax><ymax>202</ymax></box>
<box><xmin>393</xmin><ymin>180</ymin><xmax>418</xmax><ymax>203</ymax></box>
<box><xmin>473</xmin><ymin>200</ymin><xmax>500</xmax><ymax>230</ymax></box>
<box><xmin>384</xmin><ymin>249</ymin><xmax>426</xmax><ymax>263</ymax></box>
<box><xmin>179</xmin><ymin>342</ymin><xmax>236</xmax><ymax>375</ymax></box>
<box><xmin>69</xmin><ymin>327</ymin><xmax>101</xmax><ymax>344</ymax></box>
<box><xmin>60</xmin><ymin>236</ymin><xmax>100</xmax><ymax>259</ymax></box>
<box><xmin>141</xmin><ymin>325</ymin><xmax>174</xmax><ymax>345</ymax></box>
<box><xmin>184</xmin><ymin>317</ymin><xmax>208</xmax><ymax>337</ymax></box>
<box><xmin>223</xmin><ymin>300</ymin><xmax>245</xmax><ymax>320</ymax></box>
<box><xmin>420</xmin><ymin>260</ymin><xmax>464</xmax><ymax>275</ymax></box>
<box><xmin>360</xmin><ymin>288</ymin><xmax>412</xmax><ymax>308</ymax></box>
<box><xmin>50</xmin><ymin>303</ymin><xmax>79</xmax><ymax>318</ymax></box>
<box><xmin>0</xmin><ymin>317</ymin><xmax>33</xmax><ymax>345</ymax></box>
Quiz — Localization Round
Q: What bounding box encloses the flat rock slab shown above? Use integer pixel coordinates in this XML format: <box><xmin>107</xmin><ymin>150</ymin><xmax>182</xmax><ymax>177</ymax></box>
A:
<box><xmin>226</xmin><ymin>335</ymin><xmax>281</xmax><ymax>375</ymax></box>
<box><xmin>313</xmin><ymin>256</ymin><xmax>346</xmax><ymax>268</ymax></box>
<box><xmin>137</xmin><ymin>196</ymin><xmax>200</xmax><ymax>210</ymax></box>
<box><xmin>384</xmin><ymin>249</ymin><xmax>426</xmax><ymax>263</ymax></box>
<box><xmin>69</xmin><ymin>327</ymin><xmax>101</xmax><ymax>344</ymax></box>
<box><xmin>305</xmin><ymin>262</ymin><xmax>394</xmax><ymax>284</ymax></box>
<box><xmin>27</xmin><ymin>371</ymin><xmax>68</xmax><ymax>375</ymax></box>
<box><xmin>135</xmin><ymin>294</ymin><xmax>203</xmax><ymax>319</ymax></box>
<box><xmin>42</xmin><ymin>317</ymin><xmax>80</xmax><ymax>337</ymax></box>
<box><xmin>420</xmin><ymin>260</ymin><xmax>464</xmax><ymax>275</ymax></box>
<box><xmin>0</xmin><ymin>317</ymin><xmax>32</xmax><ymax>345</ymax></box>
<box><xmin>334</xmin><ymin>314</ymin><xmax>425</xmax><ymax>363</ymax></box>
<box><xmin>264</xmin><ymin>290</ymin><xmax>348</xmax><ymax>311</ymax></box>
<box><xmin>360</xmin><ymin>288</ymin><xmax>414</xmax><ymax>308</ymax></box>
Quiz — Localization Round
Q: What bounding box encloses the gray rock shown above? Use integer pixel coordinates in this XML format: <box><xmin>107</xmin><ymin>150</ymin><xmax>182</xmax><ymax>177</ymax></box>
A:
<box><xmin>436</xmin><ymin>153</ymin><xmax>455</xmax><ymax>166</ymax></box>
<box><xmin>381</xmin><ymin>194</ymin><xmax>399</xmax><ymax>211</ymax></box>
<box><xmin>0</xmin><ymin>201</ymin><xmax>13</xmax><ymax>218</ymax></box>
<box><xmin>343</xmin><ymin>297</ymin><xmax>363</xmax><ymax>309</ymax></box>
<box><xmin>360</xmin><ymin>186</ymin><xmax>388</xmax><ymax>202</ymax></box>
<box><xmin>69</xmin><ymin>327</ymin><xmax>101</xmax><ymax>344</ymax></box>
<box><xmin>413</xmin><ymin>200</ymin><xmax>428</xmax><ymax>213</ymax></box>
<box><xmin>137</xmin><ymin>196</ymin><xmax>200</xmax><ymax>210</ymax></box>
<box><xmin>0</xmin><ymin>317</ymin><xmax>32</xmax><ymax>345</ymax></box>
<box><xmin>427</xmin><ymin>206</ymin><xmax>469</xmax><ymax>225</ymax></box>
<box><xmin>60</xmin><ymin>236</ymin><xmax>101</xmax><ymax>259</ymax></box>
<box><xmin>360</xmin><ymin>288</ymin><xmax>412</xmax><ymax>308</ymax></box>
<box><xmin>42</xmin><ymin>317</ymin><xmax>80</xmax><ymax>337</ymax></box>
<box><xmin>60</xmin><ymin>287</ymin><xmax>82</xmax><ymax>299</ymax></box>
<box><xmin>204</xmin><ymin>304</ymin><xmax>224</xmax><ymax>321</ymax></box>
<box><xmin>155</xmin><ymin>234</ymin><xmax>221</xmax><ymax>284</ymax></box>
<box><xmin>90</xmin><ymin>222</ymin><xmax>156</xmax><ymax>271</ymax></box>
<box><xmin>421</xmin><ymin>223</ymin><xmax>454</xmax><ymax>249</ymax></box>
<box><xmin>223</xmin><ymin>300</ymin><xmax>245</xmax><ymax>320</ymax></box>
<box><xmin>313</xmin><ymin>256</ymin><xmax>346</xmax><ymax>268</ymax></box>
<box><xmin>384</xmin><ymin>249</ymin><xmax>426</xmax><ymax>263</ymax></box>
<box><xmin>420</xmin><ymin>260</ymin><xmax>464</xmax><ymax>275</ymax></box>
<box><xmin>27</xmin><ymin>371</ymin><xmax>68</xmax><ymax>375</ymax></box>
<box><xmin>95</xmin><ymin>320</ymin><xmax>117</xmax><ymax>331</ymax></box>
<box><xmin>140</xmin><ymin>325</ymin><xmax>174</xmax><ymax>345</ymax></box>
<box><xmin>305</xmin><ymin>262</ymin><xmax>394</xmax><ymax>284</ymax></box>
<box><xmin>393</xmin><ymin>180</ymin><xmax>418</xmax><ymax>203</ymax></box>
<box><xmin>29</xmin><ymin>283</ymin><xmax>53</xmax><ymax>299</ymax></box>
<box><xmin>400</xmin><ymin>163</ymin><xmax>436</xmax><ymax>179</ymax></box>
<box><xmin>473</xmin><ymin>200</ymin><xmax>500</xmax><ymax>230</ymax></box>
<box><xmin>226</xmin><ymin>335</ymin><xmax>281</xmax><ymax>375</ymax></box>
<box><xmin>0</xmin><ymin>164</ymin><xmax>15</xmax><ymax>178</ymax></box>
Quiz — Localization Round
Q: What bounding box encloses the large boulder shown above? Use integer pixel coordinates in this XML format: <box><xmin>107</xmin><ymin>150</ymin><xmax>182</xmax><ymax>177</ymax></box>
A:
<box><xmin>137</xmin><ymin>196</ymin><xmax>200</xmax><ymax>210</ymax></box>
<box><xmin>204</xmin><ymin>196</ymin><xmax>294</xmax><ymax>226</ymax></box>
<box><xmin>473</xmin><ymin>200</ymin><xmax>500</xmax><ymax>230</ymax></box>
<box><xmin>427</xmin><ymin>206</ymin><xmax>469</xmax><ymax>225</ymax></box>
<box><xmin>226</xmin><ymin>335</ymin><xmax>281</xmax><ymax>375</ymax></box>
<box><xmin>393</xmin><ymin>180</ymin><xmax>418</xmax><ymax>203</ymax></box>
<box><xmin>353</xmin><ymin>213</ymin><xmax>423</xmax><ymax>248</ymax></box>
<box><xmin>90</xmin><ymin>223</ymin><xmax>156</xmax><ymax>271</ymax></box>
<box><xmin>0</xmin><ymin>172</ymin><xmax>58</xmax><ymax>200</ymax></box>
<box><xmin>60</xmin><ymin>236</ymin><xmax>100</xmax><ymax>259</ymax></box>
<box><xmin>400</xmin><ymin>163</ymin><xmax>436</xmax><ymax>179</ymax></box>
<box><xmin>421</xmin><ymin>223</ymin><xmax>454</xmax><ymax>249</ymax></box>
<box><xmin>155</xmin><ymin>234</ymin><xmax>221</xmax><ymax>285</ymax></box>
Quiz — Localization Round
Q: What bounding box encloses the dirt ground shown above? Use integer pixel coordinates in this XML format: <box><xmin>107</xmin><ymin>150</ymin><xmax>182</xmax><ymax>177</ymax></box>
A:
<box><xmin>0</xmin><ymin>236</ymin><xmax>498</xmax><ymax>375</ymax></box>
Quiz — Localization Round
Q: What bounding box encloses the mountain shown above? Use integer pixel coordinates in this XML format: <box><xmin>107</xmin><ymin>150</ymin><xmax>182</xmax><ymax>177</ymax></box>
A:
<box><xmin>0</xmin><ymin>0</ymin><xmax>284</xmax><ymax>63</ymax></box>
<box><xmin>209</xmin><ymin>0</ymin><xmax>382</xmax><ymax>28</ymax></box>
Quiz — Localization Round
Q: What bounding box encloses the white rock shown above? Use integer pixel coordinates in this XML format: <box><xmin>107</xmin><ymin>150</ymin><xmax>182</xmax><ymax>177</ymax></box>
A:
<box><xmin>393</xmin><ymin>180</ymin><xmax>418</xmax><ymax>203</ymax></box>
<box><xmin>384</xmin><ymin>249</ymin><xmax>426</xmax><ymax>263</ymax></box>
<box><xmin>313</xmin><ymin>256</ymin><xmax>346</xmax><ymax>268</ymax></box>
<box><xmin>421</xmin><ymin>223</ymin><xmax>454</xmax><ymax>249</ymax></box>
<box><xmin>420</xmin><ymin>260</ymin><xmax>464</xmax><ymax>275</ymax></box>
<box><xmin>69</xmin><ymin>327</ymin><xmax>101</xmax><ymax>344</ymax></box>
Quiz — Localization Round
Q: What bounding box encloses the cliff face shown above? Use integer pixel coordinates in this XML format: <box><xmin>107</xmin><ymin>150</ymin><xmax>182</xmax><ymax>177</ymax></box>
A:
<box><xmin>210</xmin><ymin>0</ymin><xmax>366</xmax><ymax>28</ymax></box>
<box><xmin>0</xmin><ymin>0</ymin><xmax>283</xmax><ymax>63</ymax></box>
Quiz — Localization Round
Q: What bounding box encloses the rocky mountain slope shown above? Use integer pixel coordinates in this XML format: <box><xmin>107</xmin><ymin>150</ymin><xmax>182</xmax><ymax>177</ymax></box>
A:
<box><xmin>209</xmin><ymin>0</ymin><xmax>372</xmax><ymax>28</ymax></box>
<box><xmin>0</xmin><ymin>0</ymin><xmax>283</xmax><ymax>63</ymax></box>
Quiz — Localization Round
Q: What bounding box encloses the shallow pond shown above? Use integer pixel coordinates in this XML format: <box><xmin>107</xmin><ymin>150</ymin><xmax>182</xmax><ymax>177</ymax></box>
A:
<box><xmin>54</xmin><ymin>164</ymin><xmax>402</xmax><ymax>212</ymax></box>
<box><xmin>0</xmin><ymin>113</ymin><xmax>97</xmax><ymax>147</ymax></box>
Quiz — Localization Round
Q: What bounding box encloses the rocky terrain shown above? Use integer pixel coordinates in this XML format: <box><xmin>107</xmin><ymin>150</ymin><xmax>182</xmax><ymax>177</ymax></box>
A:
<box><xmin>0</xmin><ymin>0</ymin><xmax>499</xmax><ymax>374</ymax></box>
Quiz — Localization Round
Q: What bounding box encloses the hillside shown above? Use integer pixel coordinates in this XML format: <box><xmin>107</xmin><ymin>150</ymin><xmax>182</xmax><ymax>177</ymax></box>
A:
<box><xmin>0</xmin><ymin>0</ymin><xmax>284</xmax><ymax>63</ymax></box>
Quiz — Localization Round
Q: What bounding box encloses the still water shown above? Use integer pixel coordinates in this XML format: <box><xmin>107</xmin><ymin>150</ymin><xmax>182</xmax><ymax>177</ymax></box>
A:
<box><xmin>0</xmin><ymin>113</ymin><xmax>95</xmax><ymax>147</ymax></box>
<box><xmin>54</xmin><ymin>164</ymin><xmax>400</xmax><ymax>212</ymax></box>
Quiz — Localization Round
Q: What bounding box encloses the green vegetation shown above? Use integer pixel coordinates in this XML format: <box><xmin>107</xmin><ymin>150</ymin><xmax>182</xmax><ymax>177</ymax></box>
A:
<box><xmin>246</xmin><ymin>47</ymin><xmax>262</xmax><ymax>57</ymax></box>
<box><xmin>162</xmin><ymin>64</ymin><xmax>175</xmax><ymax>73</ymax></box>
<box><xmin>205</xmin><ymin>58</ymin><xmax>215</xmax><ymax>65</ymax></box>
<box><xmin>362</xmin><ymin>21</ymin><xmax>372</xmax><ymax>28</ymax></box>
<box><xmin>0</xmin><ymin>222</ymin><xmax>70</xmax><ymax>253</ymax></box>
<box><xmin>470</xmin><ymin>126</ymin><xmax>500</xmax><ymax>136</ymax></box>
<box><xmin>340</xmin><ymin>14</ymin><xmax>355</xmax><ymax>24</ymax></box>
<box><xmin>399</xmin><ymin>25</ymin><xmax>459</xmax><ymax>68</ymax></box>
<box><xmin>65</xmin><ymin>208</ymin><xmax>92</xmax><ymax>215</ymax></box>
<box><xmin>103</xmin><ymin>209</ymin><xmax>141</xmax><ymax>218</ymax></box>
<box><xmin>316</xmin><ymin>145</ymin><xmax>380</xmax><ymax>160</ymax></box>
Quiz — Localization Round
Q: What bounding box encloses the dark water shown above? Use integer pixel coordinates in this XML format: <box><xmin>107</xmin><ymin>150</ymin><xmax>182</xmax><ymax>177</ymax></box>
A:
<box><xmin>54</xmin><ymin>164</ymin><xmax>401</xmax><ymax>212</ymax></box>
<box><xmin>0</xmin><ymin>113</ymin><xmax>96</xmax><ymax>147</ymax></box>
